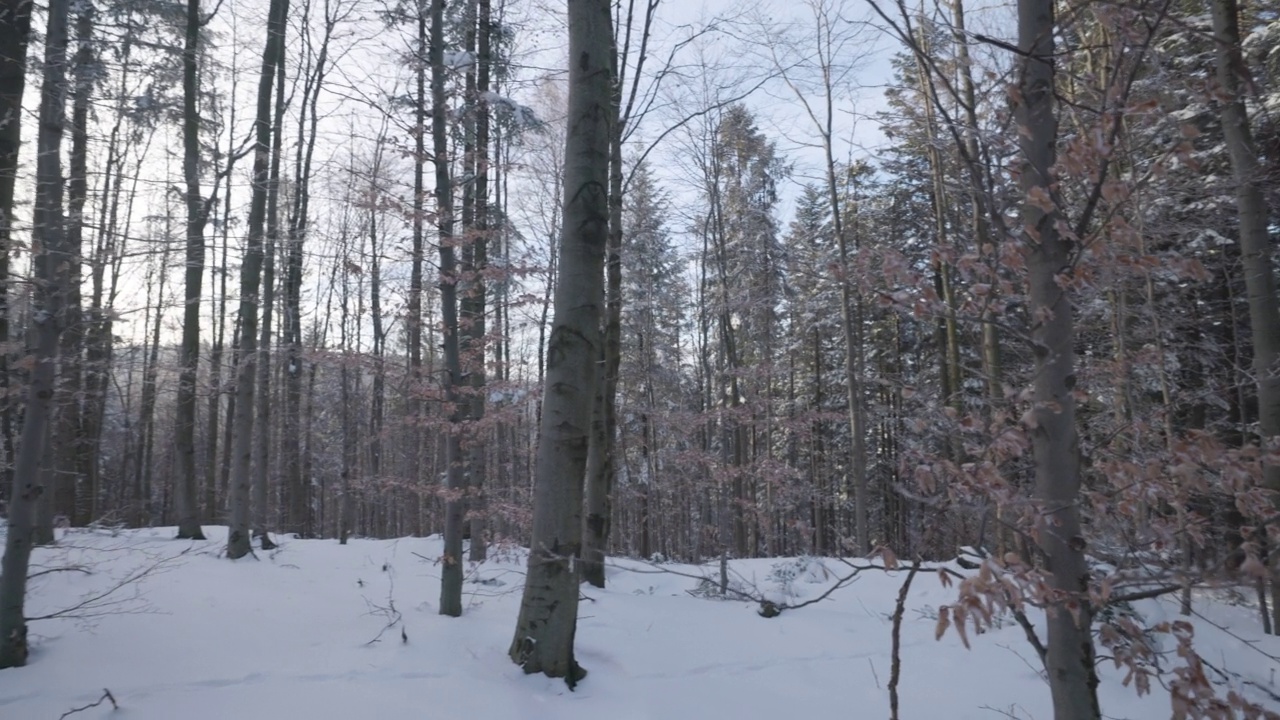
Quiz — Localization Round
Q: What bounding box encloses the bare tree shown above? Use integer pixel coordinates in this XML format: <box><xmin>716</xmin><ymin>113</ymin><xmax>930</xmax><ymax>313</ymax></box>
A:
<box><xmin>175</xmin><ymin>0</ymin><xmax>214</xmax><ymax>541</ymax></box>
<box><xmin>434</xmin><ymin>0</ymin><xmax>468</xmax><ymax>617</ymax></box>
<box><xmin>228</xmin><ymin>0</ymin><xmax>290</xmax><ymax>560</ymax></box>
<box><xmin>1208</xmin><ymin>0</ymin><xmax>1280</xmax><ymax>634</ymax></box>
<box><xmin>1017</xmin><ymin>0</ymin><xmax>1099</xmax><ymax>714</ymax></box>
<box><xmin>0</xmin><ymin>0</ymin><xmax>70</xmax><ymax>668</ymax></box>
<box><xmin>508</xmin><ymin>0</ymin><xmax>612</xmax><ymax>685</ymax></box>
<box><xmin>0</xmin><ymin>0</ymin><xmax>32</xmax><ymax>488</ymax></box>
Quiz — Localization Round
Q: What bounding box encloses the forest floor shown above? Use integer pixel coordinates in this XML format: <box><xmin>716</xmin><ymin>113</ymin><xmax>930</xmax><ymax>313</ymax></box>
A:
<box><xmin>1</xmin><ymin>526</ymin><xmax>1277</xmax><ymax>719</ymax></box>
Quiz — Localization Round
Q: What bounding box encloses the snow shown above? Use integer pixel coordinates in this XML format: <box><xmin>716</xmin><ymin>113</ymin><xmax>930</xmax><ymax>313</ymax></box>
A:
<box><xmin>2</xmin><ymin>527</ymin><xmax>1277</xmax><ymax>719</ymax></box>
<box><xmin>443</xmin><ymin>51</ymin><xmax>475</xmax><ymax>70</ymax></box>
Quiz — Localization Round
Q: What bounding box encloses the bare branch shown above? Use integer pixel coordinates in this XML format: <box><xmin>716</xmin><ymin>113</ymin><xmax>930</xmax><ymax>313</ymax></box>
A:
<box><xmin>58</xmin><ymin>689</ymin><xmax>118</xmax><ymax>719</ymax></box>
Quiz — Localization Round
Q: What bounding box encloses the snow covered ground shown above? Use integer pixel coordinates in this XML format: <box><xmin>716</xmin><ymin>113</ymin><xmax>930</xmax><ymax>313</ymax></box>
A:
<box><xmin>2</xmin><ymin>527</ymin><xmax>1276</xmax><ymax>719</ymax></box>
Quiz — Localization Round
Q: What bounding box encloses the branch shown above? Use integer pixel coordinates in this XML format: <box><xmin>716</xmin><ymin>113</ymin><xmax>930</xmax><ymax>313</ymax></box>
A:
<box><xmin>27</xmin><ymin>546</ymin><xmax>194</xmax><ymax>622</ymax></box>
<box><xmin>1106</xmin><ymin>584</ymin><xmax>1185</xmax><ymax>604</ymax></box>
<box><xmin>59</xmin><ymin>689</ymin><xmax>118</xmax><ymax>719</ymax></box>
<box><xmin>1010</xmin><ymin>606</ymin><xmax>1048</xmax><ymax>666</ymax></box>
<box><xmin>889</xmin><ymin>563</ymin><xmax>921</xmax><ymax>720</ymax></box>
<box><xmin>27</xmin><ymin>565</ymin><xmax>92</xmax><ymax>580</ymax></box>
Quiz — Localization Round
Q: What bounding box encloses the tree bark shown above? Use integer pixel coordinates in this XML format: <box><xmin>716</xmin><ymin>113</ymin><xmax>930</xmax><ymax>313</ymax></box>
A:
<box><xmin>508</xmin><ymin>0</ymin><xmax>611</xmax><ymax>685</ymax></box>
<box><xmin>44</xmin><ymin>1</ymin><xmax>92</xmax><ymax>530</ymax></box>
<box><xmin>407</xmin><ymin>0</ymin><xmax>427</xmax><ymax>538</ymax></box>
<box><xmin>1017</xmin><ymin>0</ymin><xmax>1100</xmax><ymax>714</ymax></box>
<box><xmin>176</xmin><ymin>0</ymin><xmax>208</xmax><ymax>540</ymax></box>
<box><xmin>282</xmin><ymin>0</ymin><xmax>332</xmax><ymax>539</ymax></box>
<box><xmin>1207</xmin><ymin>0</ymin><xmax>1280</xmax><ymax>634</ymax></box>
<box><xmin>252</xmin><ymin>34</ymin><xmax>287</xmax><ymax>550</ymax></box>
<box><xmin>434</xmin><ymin>0</ymin><xmax>468</xmax><ymax>618</ymax></box>
<box><xmin>582</xmin><ymin>20</ymin><xmax>624</xmax><ymax>588</ymax></box>
<box><xmin>0</xmin><ymin>0</ymin><xmax>32</xmax><ymax>494</ymax></box>
<box><xmin>0</xmin><ymin>0</ymin><xmax>69</xmax><ymax>667</ymax></box>
<box><xmin>466</xmin><ymin>0</ymin><xmax>491</xmax><ymax>563</ymax></box>
<box><xmin>228</xmin><ymin>0</ymin><xmax>289</xmax><ymax>559</ymax></box>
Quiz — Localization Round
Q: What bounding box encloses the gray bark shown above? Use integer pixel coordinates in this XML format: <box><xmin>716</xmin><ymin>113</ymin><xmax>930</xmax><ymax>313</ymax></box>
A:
<box><xmin>508</xmin><ymin>0</ymin><xmax>611</xmax><ymax>685</ymax></box>
<box><xmin>176</xmin><ymin>0</ymin><xmax>208</xmax><ymax>540</ymax></box>
<box><xmin>228</xmin><ymin>0</ymin><xmax>289</xmax><ymax>559</ymax></box>
<box><xmin>282</xmin><ymin>0</ymin><xmax>332</xmax><ymax>539</ymax></box>
<box><xmin>0</xmin><ymin>0</ymin><xmax>32</xmax><ymax>493</ymax></box>
<box><xmin>407</xmin><ymin>1</ymin><xmax>427</xmax><ymax>538</ymax></box>
<box><xmin>466</xmin><ymin>0</ymin><xmax>491</xmax><ymax>564</ymax></box>
<box><xmin>1207</xmin><ymin>0</ymin><xmax>1280</xmax><ymax>634</ymax></box>
<box><xmin>1017</xmin><ymin>0</ymin><xmax>1099</xmax><ymax>715</ymax></box>
<box><xmin>252</xmin><ymin>37</ymin><xmax>287</xmax><ymax>551</ymax></box>
<box><xmin>0</xmin><ymin>0</ymin><xmax>69</xmax><ymax>667</ymax></box>
<box><xmin>434</xmin><ymin>0</ymin><xmax>467</xmax><ymax>618</ymax></box>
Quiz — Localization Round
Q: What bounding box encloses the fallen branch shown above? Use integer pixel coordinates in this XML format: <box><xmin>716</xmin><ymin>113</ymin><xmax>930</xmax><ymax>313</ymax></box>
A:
<box><xmin>1200</xmin><ymin>655</ymin><xmax>1280</xmax><ymax>705</ymax></box>
<box><xmin>889</xmin><ymin>562</ymin><xmax>921</xmax><ymax>720</ymax></box>
<box><xmin>59</xmin><ymin>688</ymin><xmax>117</xmax><ymax>719</ymax></box>
<box><xmin>27</xmin><ymin>565</ymin><xmax>92</xmax><ymax>580</ymax></box>
<box><xmin>29</xmin><ymin>546</ymin><xmax>195</xmax><ymax>622</ymax></box>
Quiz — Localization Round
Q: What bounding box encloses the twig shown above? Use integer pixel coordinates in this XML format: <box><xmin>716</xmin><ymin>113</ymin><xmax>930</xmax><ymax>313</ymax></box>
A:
<box><xmin>966</xmin><ymin>546</ymin><xmax>1048</xmax><ymax>666</ymax></box>
<box><xmin>978</xmin><ymin>703</ymin><xmax>1031</xmax><ymax>720</ymax></box>
<box><xmin>28</xmin><ymin>547</ymin><xmax>194</xmax><ymax>622</ymax></box>
<box><xmin>1107</xmin><ymin>584</ymin><xmax>1185</xmax><ymax>604</ymax></box>
<box><xmin>27</xmin><ymin>566</ymin><xmax>92</xmax><ymax>580</ymax></box>
<box><xmin>1199</xmin><ymin>654</ymin><xmax>1280</xmax><ymax>705</ymax></box>
<box><xmin>363</xmin><ymin>569</ymin><xmax>402</xmax><ymax>645</ymax></box>
<box><xmin>58</xmin><ymin>688</ymin><xmax>117</xmax><ymax>719</ymax></box>
<box><xmin>889</xmin><ymin>562</ymin><xmax>921</xmax><ymax>720</ymax></box>
<box><xmin>1010</xmin><ymin>606</ymin><xmax>1048</xmax><ymax>667</ymax></box>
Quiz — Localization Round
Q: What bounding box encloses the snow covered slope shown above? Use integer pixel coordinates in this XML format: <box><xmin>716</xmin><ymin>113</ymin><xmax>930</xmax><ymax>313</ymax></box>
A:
<box><xmin>1</xmin><ymin>527</ymin><xmax>1275</xmax><ymax>719</ymax></box>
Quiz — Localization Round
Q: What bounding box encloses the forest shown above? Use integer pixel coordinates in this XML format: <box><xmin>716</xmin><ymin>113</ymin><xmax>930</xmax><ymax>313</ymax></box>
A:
<box><xmin>0</xmin><ymin>0</ymin><xmax>1278</xmax><ymax>717</ymax></box>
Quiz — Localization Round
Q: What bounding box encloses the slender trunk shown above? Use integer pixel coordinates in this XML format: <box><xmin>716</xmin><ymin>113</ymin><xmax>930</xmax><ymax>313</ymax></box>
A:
<box><xmin>252</xmin><ymin>39</ymin><xmax>286</xmax><ymax>550</ymax></box>
<box><xmin>176</xmin><ymin>0</ymin><xmax>208</xmax><ymax>540</ymax></box>
<box><xmin>134</xmin><ymin>241</ymin><xmax>170</xmax><ymax>526</ymax></box>
<box><xmin>913</xmin><ymin>24</ymin><xmax>961</xmax><ymax>418</ymax></box>
<box><xmin>46</xmin><ymin>2</ymin><xmax>92</xmax><ymax>528</ymax></box>
<box><xmin>434</xmin><ymin>0</ymin><xmax>468</xmax><ymax>618</ymax></box>
<box><xmin>368</xmin><ymin>168</ymin><xmax>385</xmax><ymax>530</ymax></box>
<box><xmin>83</xmin><ymin>84</ymin><xmax>141</xmax><ymax>523</ymax></box>
<box><xmin>408</xmin><ymin>2</ymin><xmax>427</xmax><ymax>537</ymax></box>
<box><xmin>1017</xmin><ymin>0</ymin><xmax>1099</xmax><ymax>714</ymax></box>
<box><xmin>0</xmin><ymin>0</ymin><xmax>69</xmax><ymax>667</ymax></box>
<box><xmin>949</xmin><ymin>0</ymin><xmax>1002</xmax><ymax>408</ymax></box>
<box><xmin>467</xmin><ymin>0</ymin><xmax>491</xmax><ymax>563</ymax></box>
<box><xmin>284</xmin><ymin>0</ymin><xmax>330</xmax><ymax>538</ymax></box>
<box><xmin>339</xmin><ymin>231</ymin><xmax>355</xmax><ymax>545</ymax></box>
<box><xmin>228</xmin><ymin>0</ymin><xmax>289</xmax><ymax>559</ymax></box>
<box><xmin>1208</xmin><ymin>0</ymin><xmax>1280</xmax><ymax>635</ymax></box>
<box><xmin>582</xmin><ymin>22</ymin><xmax>624</xmax><ymax>588</ymax></box>
<box><xmin>0</xmin><ymin>0</ymin><xmax>33</xmax><ymax>492</ymax></box>
<box><xmin>508</xmin><ymin>0</ymin><xmax>610</xmax><ymax>684</ymax></box>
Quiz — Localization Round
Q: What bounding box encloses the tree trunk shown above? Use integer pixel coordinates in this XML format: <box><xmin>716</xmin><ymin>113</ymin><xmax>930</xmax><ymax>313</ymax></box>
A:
<box><xmin>508</xmin><ymin>0</ymin><xmax>611</xmax><ymax>685</ymax></box>
<box><xmin>228</xmin><ymin>0</ymin><xmax>289</xmax><ymax>559</ymax></box>
<box><xmin>1207</xmin><ymin>0</ymin><xmax>1280</xmax><ymax>635</ymax></box>
<box><xmin>175</xmin><ymin>0</ymin><xmax>208</xmax><ymax>540</ymax></box>
<box><xmin>1017</xmin><ymin>0</ymin><xmax>1100</xmax><ymax>714</ymax></box>
<box><xmin>41</xmin><ymin>1</ymin><xmax>92</xmax><ymax>531</ymax></box>
<box><xmin>252</xmin><ymin>37</ymin><xmax>287</xmax><ymax>551</ymax></box>
<box><xmin>433</xmin><ymin>0</ymin><xmax>468</xmax><ymax>618</ymax></box>
<box><xmin>407</xmin><ymin>1</ymin><xmax>427</xmax><ymax>539</ymax></box>
<box><xmin>466</xmin><ymin>0</ymin><xmax>491</xmax><ymax>563</ymax></box>
<box><xmin>0</xmin><ymin>0</ymin><xmax>32</xmax><ymax>494</ymax></box>
<box><xmin>133</xmin><ymin>241</ymin><xmax>170</xmax><ymax>526</ymax></box>
<box><xmin>0</xmin><ymin>0</ymin><xmax>69</xmax><ymax>667</ymax></box>
<box><xmin>339</xmin><ymin>233</ymin><xmax>356</xmax><ymax>545</ymax></box>
<box><xmin>582</xmin><ymin>25</ymin><xmax>624</xmax><ymax>588</ymax></box>
<box><xmin>282</xmin><ymin>0</ymin><xmax>331</xmax><ymax>539</ymax></box>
